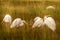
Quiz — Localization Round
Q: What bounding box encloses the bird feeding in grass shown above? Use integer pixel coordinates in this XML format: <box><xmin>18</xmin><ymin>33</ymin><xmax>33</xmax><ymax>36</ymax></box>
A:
<box><xmin>46</xmin><ymin>6</ymin><xmax>55</xmax><ymax>10</ymax></box>
<box><xmin>32</xmin><ymin>17</ymin><xmax>43</xmax><ymax>28</ymax></box>
<box><xmin>2</xmin><ymin>14</ymin><xmax>12</xmax><ymax>32</ymax></box>
<box><xmin>32</xmin><ymin>16</ymin><xmax>56</xmax><ymax>31</ymax></box>
<box><xmin>10</xmin><ymin>18</ymin><xmax>27</xmax><ymax>28</ymax></box>
<box><xmin>2</xmin><ymin>14</ymin><xmax>12</xmax><ymax>24</ymax></box>
<box><xmin>43</xmin><ymin>16</ymin><xmax>56</xmax><ymax>31</ymax></box>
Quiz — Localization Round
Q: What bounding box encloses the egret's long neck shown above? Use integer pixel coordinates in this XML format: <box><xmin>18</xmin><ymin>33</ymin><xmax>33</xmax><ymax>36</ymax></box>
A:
<box><xmin>44</xmin><ymin>17</ymin><xmax>46</xmax><ymax>21</ymax></box>
<box><xmin>44</xmin><ymin>16</ymin><xmax>47</xmax><ymax>20</ymax></box>
<box><xmin>43</xmin><ymin>16</ymin><xmax>47</xmax><ymax>26</ymax></box>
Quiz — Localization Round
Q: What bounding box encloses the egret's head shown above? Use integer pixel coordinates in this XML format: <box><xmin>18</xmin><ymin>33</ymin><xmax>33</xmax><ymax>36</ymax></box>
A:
<box><xmin>22</xmin><ymin>20</ymin><xmax>28</xmax><ymax>24</ymax></box>
<box><xmin>34</xmin><ymin>17</ymin><xmax>40</xmax><ymax>21</ymax></box>
<box><xmin>20</xmin><ymin>22</ymin><xmax>24</xmax><ymax>26</ymax></box>
<box><xmin>44</xmin><ymin>16</ymin><xmax>48</xmax><ymax>19</ymax></box>
<box><xmin>44</xmin><ymin>15</ymin><xmax>51</xmax><ymax>19</ymax></box>
<box><xmin>19</xmin><ymin>20</ymin><xmax>27</xmax><ymax>26</ymax></box>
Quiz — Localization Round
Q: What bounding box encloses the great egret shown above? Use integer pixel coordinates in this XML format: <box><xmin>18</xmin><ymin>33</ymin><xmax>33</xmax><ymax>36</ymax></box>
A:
<box><xmin>2</xmin><ymin>14</ymin><xmax>12</xmax><ymax>24</ymax></box>
<box><xmin>46</xmin><ymin>6</ymin><xmax>55</xmax><ymax>10</ymax></box>
<box><xmin>32</xmin><ymin>17</ymin><xmax>43</xmax><ymax>28</ymax></box>
<box><xmin>10</xmin><ymin>18</ymin><xmax>27</xmax><ymax>28</ymax></box>
<box><xmin>32</xmin><ymin>16</ymin><xmax>56</xmax><ymax>31</ymax></box>
<box><xmin>43</xmin><ymin>16</ymin><xmax>56</xmax><ymax>31</ymax></box>
<box><xmin>2</xmin><ymin>14</ymin><xmax>12</xmax><ymax>33</ymax></box>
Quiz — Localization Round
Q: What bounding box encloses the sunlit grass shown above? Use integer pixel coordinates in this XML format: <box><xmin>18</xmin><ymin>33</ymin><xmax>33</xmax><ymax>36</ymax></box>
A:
<box><xmin>0</xmin><ymin>1</ymin><xmax>60</xmax><ymax>40</ymax></box>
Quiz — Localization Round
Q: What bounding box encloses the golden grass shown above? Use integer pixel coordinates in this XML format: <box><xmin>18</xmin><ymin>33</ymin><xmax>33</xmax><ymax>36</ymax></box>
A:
<box><xmin>0</xmin><ymin>1</ymin><xmax>60</xmax><ymax>40</ymax></box>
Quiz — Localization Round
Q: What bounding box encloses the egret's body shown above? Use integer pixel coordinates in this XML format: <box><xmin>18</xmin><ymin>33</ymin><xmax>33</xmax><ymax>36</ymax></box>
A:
<box><xmin>3</xmin><ymin>14</ymin><xmax>12</xmax><ymax>24</ymax></box>
<box><xmin>32</xmin><ymin>17</ymin><xmax>43</xmax><ymax>28</ymax></box>
<box><xmin>44</xmin><ymin>16</ymin><xmax>56</xmax><ymax>31</ymax></box>
<box><xmin>10</xmin><ymin>18</ymin><xmax>26</xmax><ymax>28</ymax></box>
<box><xmin>32</xmin><ymin>16</ymin><xmax>56</xmax><ymax>31</ymax></box>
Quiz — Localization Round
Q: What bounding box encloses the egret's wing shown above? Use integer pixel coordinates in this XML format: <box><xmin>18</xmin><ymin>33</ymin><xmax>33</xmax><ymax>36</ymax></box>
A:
<box><xmin>44</xmin><ymin>17</ymin><xmax>56</xmax><ymax>31</ymax></box>
<box><xmin>10</xmin><ymin>18</ymin><xmax>22</xmax><ymax>28</ymax></box>
<box><xmin>10</xmin><ymin>19</ymin><xmax>18</xmax><ymax>28</ymax></box>
<box><xmin>32</xmin><ymin>18</ymin><xmax>43</xmax><ymax>28</ymax></box>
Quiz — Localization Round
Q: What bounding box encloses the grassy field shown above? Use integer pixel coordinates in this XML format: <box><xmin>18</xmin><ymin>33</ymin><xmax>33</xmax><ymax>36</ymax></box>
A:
<box><xmin>0</xmin><ymin>1</ymin><xmax>60</xmax><ymax>40</ymax></box>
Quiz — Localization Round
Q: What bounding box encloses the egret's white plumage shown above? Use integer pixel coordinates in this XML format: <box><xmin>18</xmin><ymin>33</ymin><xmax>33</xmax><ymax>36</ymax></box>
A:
<box><xmin>32</xmin><ymin>17</ymin><xmax>43</xmax><ymax>28</ymax></box>
<box><xmin>46</xmin><ymin>6</ymin><xmax>55</xmax><ymax>9</ymax></box>
<box><xmin>3</xmin><ymin>14</ymin><xmax>12</xmax><ymax>24</ymax></box>
<box><xmin>10</xmin><ymin>18</ymin><xmax>25</xmax><ymax>28</ymax></box>
<box><xmin>32</xmin><ymin>16</ymin><xmax>56</xmax><ymax>31</ymax></box>
<box><xmin>43</xmin><ymin>16</ymin><xmax>56</xmax><ymax>31</ymax></box>
<box><xmin>19</xmin><ymin>20</ymin><xmax>26</xmax><ymax>26</ymax></box>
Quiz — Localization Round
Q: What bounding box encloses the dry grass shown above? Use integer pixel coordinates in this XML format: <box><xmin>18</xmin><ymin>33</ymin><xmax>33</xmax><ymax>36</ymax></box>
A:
<box><xmin>0</xmin><ymin>1</ymin><xmax>60</xmax><ymax>40</ymax></box>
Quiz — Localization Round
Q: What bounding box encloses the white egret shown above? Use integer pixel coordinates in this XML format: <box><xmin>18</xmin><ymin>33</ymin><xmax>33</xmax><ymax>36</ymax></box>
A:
<box><xmin>32</xmin><ymin>16</ymin><xmax>56</xmax><ymax>31</ymax></box>
<box><xmin>32</xmin><ymin>17</ymin><xmax>43</xmax><ymax>28</ymax></box>
<box><xmin>43</xmin><ymin>16</ymin><xmax>56</xmax><ymax>31</ymax></box>
<box><xmin>2</xmin><ymin>14</ymin><xmax>12</xmax><ymax>24</ymax></box>
<box><xmin>2</xmin><ymin>14</ymin><xmax>12</xmax><ymax>33</ymax></box>
<box><xmin>46</xmin><ymin>6</ymin><xmax>55</xmax><ymax>10</ymax></box>
<box><xmin>10</xmin><ymin>18</ymin><xmax>27</xmax><ymax>28</ymax></box>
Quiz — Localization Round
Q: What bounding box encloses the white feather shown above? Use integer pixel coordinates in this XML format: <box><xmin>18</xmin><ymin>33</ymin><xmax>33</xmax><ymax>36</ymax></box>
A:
<box><xmin>10</xmin><ymin>18</ymin><xmax>25</xmax><ymax>28</ymax></box>
<box><xmin>3</xmin><ymin>14</ymin><xmax>12</xmax><ymax>24</ymax></box>
<box><xmin>44</xmin><ymin>16</ymin><xmax>56</xmax><ymax>31</ymax></box>
<box><xmin>32</xmin><ymin>17</ymin><xmax>43</xmax><ymax>28</ymax></box>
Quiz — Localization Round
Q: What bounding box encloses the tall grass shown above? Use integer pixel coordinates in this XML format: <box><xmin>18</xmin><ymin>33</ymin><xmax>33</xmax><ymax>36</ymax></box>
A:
<box><xmin>0</xmin><ymin>1</ymin><xmax>60</xmax><ymax>40</ymax></box>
